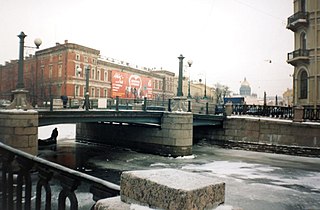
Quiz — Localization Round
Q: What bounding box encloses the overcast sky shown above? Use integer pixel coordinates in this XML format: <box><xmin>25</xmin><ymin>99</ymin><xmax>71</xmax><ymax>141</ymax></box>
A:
<box><xmin>0</xmin><ymin>0</ymin><xmax>293</xmax><ymax>97</ymax></box>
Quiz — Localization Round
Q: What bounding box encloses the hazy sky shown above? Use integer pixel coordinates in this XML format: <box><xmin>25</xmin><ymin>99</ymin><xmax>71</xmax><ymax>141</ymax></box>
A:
<box><xmin>0</xmin><ymin>0</ymin><xmax>293</xmax><ymax>97</ymax></box>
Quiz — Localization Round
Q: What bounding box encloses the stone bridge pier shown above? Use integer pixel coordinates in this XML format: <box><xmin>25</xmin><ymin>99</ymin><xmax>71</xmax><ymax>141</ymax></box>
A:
<box><xmin>0</xmin><ymin>110</ymin><xmax>38</xmax><ymax>155</ymax></box>
<box><xmin>76</xmin><ymin>112</ymin><xmax>193</xmax><ymax>157</ymax></box>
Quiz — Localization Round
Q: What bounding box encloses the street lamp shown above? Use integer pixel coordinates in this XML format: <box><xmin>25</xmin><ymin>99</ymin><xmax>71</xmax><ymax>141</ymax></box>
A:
<box><xmin>8</xmin><ymin>32</ymin><xmax>41</xmax><ymax>110</ymax></box>
<box><xmin>199</xmin><ymin>74</ymin><xmax>207</xmax><ymax>99</ymax></box>
<box><xmin>17</xmin><ymin>32</ymin><xmax>42</xmax><ymax>89</ymax></box>
<box><xmin>177</xmin><ymin>54</ymin><xmax>185</xmax><ymax>97</ymax></box>
<box><xmin>77</xmin><ymin>66</ymin><xmax>90</xmax><ymax>111</ymax></box>
<box><xmin>187</xmin><ymin>60</ymin><xmax>193</xmax><ymax>98</ymax></box>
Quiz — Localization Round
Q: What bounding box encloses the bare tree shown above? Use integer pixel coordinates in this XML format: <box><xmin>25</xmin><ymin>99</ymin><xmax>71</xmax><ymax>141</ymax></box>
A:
<box><xmin>214</xmin><ymin>83</ymin><xmax>231</xmax><ymax>104</ymax></box>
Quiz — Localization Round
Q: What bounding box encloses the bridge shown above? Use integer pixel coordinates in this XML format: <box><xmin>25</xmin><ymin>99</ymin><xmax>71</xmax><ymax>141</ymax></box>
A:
<box><xmin>38</xmin><ymin>110</ymin><xmax>224</xmax><ymax>127</ymax></box>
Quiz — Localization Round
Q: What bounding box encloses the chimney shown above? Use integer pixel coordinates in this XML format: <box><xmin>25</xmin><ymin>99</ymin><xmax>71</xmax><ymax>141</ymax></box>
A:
<box><xmin>56</xmin><ymin>42</ymin><xmax>60</xmax><ymax>46</ymax></box>
<box><xmin>64</xmin><ymin>40</ymin><xmax>68</xmax><ymax>44</ymax></box>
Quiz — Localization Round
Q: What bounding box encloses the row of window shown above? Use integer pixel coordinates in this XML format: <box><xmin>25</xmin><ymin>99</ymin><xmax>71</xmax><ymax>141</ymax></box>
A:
<box><xmin>74</xmin><ymin>64</ymin><xmax>108</xmax><ymax>81</ymax></box>
<box><xmin>75</xmin><ymin>85</ymin><xmax>108</xmax><ymax>98</ymax></box>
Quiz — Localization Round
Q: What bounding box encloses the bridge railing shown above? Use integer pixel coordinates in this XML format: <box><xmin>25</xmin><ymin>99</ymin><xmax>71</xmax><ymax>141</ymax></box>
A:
<box><xmin>0</xmin><ymin>142</ymin><xmax>120</xmax><ymax>210</ymax></box>
<box><xmin>304</xmin><ymin>107</ymin><xmax>320</xmax><ymax>121</ymax></box>
<box><xmin>230</xmin><ymin>104</ymin><xmax>320</xmax><ymax>121</ymax></box>
<box><xmin>231</xmin><ymin>104</ymin><xmax>294</xmax><ymax>120</ymax></box>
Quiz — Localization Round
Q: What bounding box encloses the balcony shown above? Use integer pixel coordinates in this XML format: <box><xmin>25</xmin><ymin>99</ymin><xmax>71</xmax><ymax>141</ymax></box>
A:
<box><xmin>287</xmin><ymin>49</ymin><xmax>309</xmax><ymax>66</ymax></box>
<box><xmin>287</xmin><ymin>11</ymin><xmax>309</xmax><ymax>32</ymax></box>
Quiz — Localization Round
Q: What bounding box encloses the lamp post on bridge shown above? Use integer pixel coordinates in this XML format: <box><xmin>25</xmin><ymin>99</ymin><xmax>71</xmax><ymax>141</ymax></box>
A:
<box><xmin>177</xmin><ymin>54</ymin><xmax>185</xmax><ymax>97</ymax></box>
<box><xmin>187</xmin><ymin>60</ymin><xmax>193</xmax><ymax>99</ymax></box>
<box><xmin>7</xmin><ymin>31</ymin><xmax>42</xmax><ymax>110</ymax></box>
<box><xmin>85</xmin><ymin>66</ymin><xmax>90</xmax><ymax>111</ymax></box>
<box><xmin>173</xmin><ymin>55</ymin><xmax>192</xmax><ymax>112</ymax></box>
<box><xmin>77</xmin><ymin>65</ymin><xmax>90</xmax><ymax>111</ymax></box>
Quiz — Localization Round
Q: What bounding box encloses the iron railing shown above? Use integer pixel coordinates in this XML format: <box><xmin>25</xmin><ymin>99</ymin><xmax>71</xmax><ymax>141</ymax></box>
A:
<box><xmin>0</xmin><ymin>142</ymin><xmax>120</xmax><ymax>210</ymax></box>
<box><xmin>287</xmin><ymin>49</ymin><xmax>309</xmax><ymax>60</ymax></box>
<box><xmin>231</xmin><ymin>105</ymin><xmax>294</xmax><ymax>119</ymax></box>
<box><xmin>304</xmin><ymin>107</ymin><xmax>320</xmax><ymax>121</ymax></box>
<box><xmin>287</xmin><ymin>11</ymin><xmax>309</xmax><ymax>31</ymax></box>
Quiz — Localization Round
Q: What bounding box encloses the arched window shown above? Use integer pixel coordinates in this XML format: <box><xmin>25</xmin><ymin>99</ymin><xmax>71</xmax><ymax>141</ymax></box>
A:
<box><xmin>300</xmin><ymin>32</ymin><xmax>307</xmax><ymax>50</ymax></box>
<box><xmin>300</xmin><ymin>70</ymin><xmax>308</xmax><ymax>99</ymax></box>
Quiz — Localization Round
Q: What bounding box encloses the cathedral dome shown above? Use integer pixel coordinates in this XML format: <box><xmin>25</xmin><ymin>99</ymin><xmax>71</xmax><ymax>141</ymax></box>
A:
<box><xmin>240</xmin><ymin>77</ymin><xmax>251</xmax><ymax>96</ymax></box>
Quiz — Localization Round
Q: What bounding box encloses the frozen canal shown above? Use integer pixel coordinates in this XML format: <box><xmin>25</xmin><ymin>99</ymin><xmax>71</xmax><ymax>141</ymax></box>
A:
<box><xmin>39</xmin><ymin>124</ymin><xmax>320</xmax><ymax>210</ymax></box>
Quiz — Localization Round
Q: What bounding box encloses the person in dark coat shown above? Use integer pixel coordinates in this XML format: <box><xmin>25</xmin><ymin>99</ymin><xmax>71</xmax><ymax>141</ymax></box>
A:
<box><xmin>51</xmin><ymin>128</ymin><xmax>58</xmax><ymax>141</ymax></box>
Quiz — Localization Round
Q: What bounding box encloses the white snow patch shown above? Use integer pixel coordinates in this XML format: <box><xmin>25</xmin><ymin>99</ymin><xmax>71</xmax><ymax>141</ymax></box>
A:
<box><xmin>172</xmin><ymin>154</ymin><xmax>197</xmax><ymax>159</ymax></box>
<box><xmin>38</xmin><ymin>124</ymin><xmax>76</xmax><ymax>140</ymax></box>
<box><xmin>150</xmin><ymin>163</ymin><xmax>170</xmax><ymax>167</ymax></box>
<box><xmin>0</xmin><ymin>109</ymin><xmax>37</xmax><ymax>113</ymax></box>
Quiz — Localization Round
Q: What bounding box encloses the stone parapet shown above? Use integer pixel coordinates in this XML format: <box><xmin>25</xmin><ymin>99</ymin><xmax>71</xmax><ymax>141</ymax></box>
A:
<box><xmin>194</xmin><ymin>116</ymin><xmax>320</xmax><ymax>157</ymax></box>
<box><xmin>95</xmin><ymin>169</ymin><xmax>225</xmax><ymax>210</ymax></box>
<box><xmin>0</xmin><ymin>109</ymin><xmax>38</xmax><ymax>155</ymax></box>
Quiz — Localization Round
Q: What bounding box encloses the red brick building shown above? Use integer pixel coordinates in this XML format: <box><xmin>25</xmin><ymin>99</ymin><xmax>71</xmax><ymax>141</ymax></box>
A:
<box><xmin>0</xmin><ymin>40</ymin><xmax>175</xmax><ymax>107</ymax></box>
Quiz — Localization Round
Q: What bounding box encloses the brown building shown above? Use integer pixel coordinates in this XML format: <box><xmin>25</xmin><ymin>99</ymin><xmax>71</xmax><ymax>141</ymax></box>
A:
<box><xmin>0</xmin><ymin>40</ymin><xmax>175</xmax><ymax>107</ymax></box>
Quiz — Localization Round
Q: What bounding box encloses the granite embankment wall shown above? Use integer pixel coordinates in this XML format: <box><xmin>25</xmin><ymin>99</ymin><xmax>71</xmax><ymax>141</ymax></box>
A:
<box><xmin>194</xmin><ymin>116</ymin><xmax>320</xmax><ymax>157</ymax></box>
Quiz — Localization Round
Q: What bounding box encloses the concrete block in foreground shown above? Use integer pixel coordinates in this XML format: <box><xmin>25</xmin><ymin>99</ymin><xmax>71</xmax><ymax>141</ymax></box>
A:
<box><xmin>120</xmin><ymin>168</ymin><xmax>225</xmax><ymax>209</ymax></box>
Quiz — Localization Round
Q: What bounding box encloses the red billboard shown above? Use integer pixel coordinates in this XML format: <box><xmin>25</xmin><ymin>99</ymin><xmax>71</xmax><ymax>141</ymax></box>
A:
<box><xmin>111</xmin><ymin>71</ymin><xmax>153</xmax><ymax>99</ymax></box>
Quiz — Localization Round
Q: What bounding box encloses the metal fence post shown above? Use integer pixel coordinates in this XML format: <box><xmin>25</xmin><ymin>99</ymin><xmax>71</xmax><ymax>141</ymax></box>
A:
<box><xmin>143</xmin><ymin>97</ymin><xmax>147</xmax><ymax>111</ymax></box>
<box><xmin>168</xmin><ymin>99</ymin><xmax>171</xmax><ymax>112</ymax></box>
<box><xmin>116</xmin><ymin>96</ymin><xmax>119</xmax><ymax>111</ymax></box>
<box><xmin>206</xmin><ymin>102</ymin><xmax>209</xmax><ymax>115</ymax></box>
<box><xmin>188</xmin><ymin>100</ymin><xmax>191</xmax><ymax>112</ymax></box>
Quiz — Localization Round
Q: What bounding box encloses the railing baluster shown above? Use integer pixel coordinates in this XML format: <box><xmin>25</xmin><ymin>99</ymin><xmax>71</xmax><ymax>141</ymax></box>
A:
<box><xmin>16</xmin><ymin>157</ymin><xmax>33</xmax><ymax>210</ymax></box>
<box><xmin>36</xmin><ymin>167</ymin><xmax>53</xmax><ymax>210</ymax></box>
<box><xmin>0</xmin><ymin>143</ymin><xmax>120</xmax><ymax>210</ymax></box>
<box><xmin>57</xmin><ymin>174</ymin><xmax>80</xmax><ymax>210</ymax></box>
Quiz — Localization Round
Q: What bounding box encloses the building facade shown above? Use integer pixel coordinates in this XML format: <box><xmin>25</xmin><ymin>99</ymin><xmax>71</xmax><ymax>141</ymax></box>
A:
<box><xmin>287</xmin><ymin>0</ymin><xmax>320</xmax><ymax>108</ymax></box>
<box><xmin>0</xmin><ymin>40</ymin><xmax>176</xmax><ymax>107</ymax></box>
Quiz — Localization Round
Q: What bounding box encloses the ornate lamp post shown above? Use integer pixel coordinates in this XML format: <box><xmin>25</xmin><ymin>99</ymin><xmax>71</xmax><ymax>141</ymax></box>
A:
<box><xmin>187</xmin><ymin>60</ymin><xmax>193</xmax><ymax>98</ymax></box>
<box><xmin>77</xmin><ymin>66</ymin><xmax>90</xmax><ymax>111</ymax></box>
<box><xmin>85</xmin><ymin>66</ymin><xmax>90</xmax><ymax>111</ymax></box>
<box><xmin>177</xmin><ymin>54</ymin><xmax>185</xmax><ymax>97</ymax></box>
<box><xmin>8</xmin><ymin>31</ymin><xmax>42</xmax><ymax>110</ymax></box>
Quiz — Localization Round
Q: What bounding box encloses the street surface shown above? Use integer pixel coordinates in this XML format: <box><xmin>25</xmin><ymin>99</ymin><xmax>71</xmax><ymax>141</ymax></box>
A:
<box><xmin>38</xmin><ymin>124</ymin><xmax>320</xmax><ymax>210</ymax></box>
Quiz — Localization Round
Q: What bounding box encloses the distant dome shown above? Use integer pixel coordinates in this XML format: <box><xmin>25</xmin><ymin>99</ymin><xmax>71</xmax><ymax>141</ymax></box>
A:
<box><xmin>241</xmin><ymin>77</ymin><xmax>250</xmax><ymax>87</ymax></box>
<box><xmin>240</xmin><ymin>77</ymin><xmax>251</xmax><ymax>96</ymax></box>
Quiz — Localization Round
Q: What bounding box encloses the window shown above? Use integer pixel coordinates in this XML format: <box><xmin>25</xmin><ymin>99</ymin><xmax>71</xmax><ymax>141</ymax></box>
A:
<box><xmin>97</xmin><ymin>70</ymin><xmax>101</xmax><ymax>80</ymax></box>
<box><xmin>96</xmin><ymin>88</ymin><xmax>100</xmax><ymax>98</ymax></box>
<box><xmin>75</xmin><ymin>85</ymin><xmax>80</xmax><ymax>97</ymax></box>
<box><xmin>58</xmin><ymin>65</ymin><xmax>62</xmax><ymax>77</ymax></box>
<box><xmin>91</xmin><ymin>68</ymin><xmax>95</xmax><ymax>79</ymax></box>
<box><xmin>300</xmin><ymin>70</ymin><xmax>308</xmax><ymax>99</ymax></box>
<box><xmin>49</xmin><ymin>66</ymin><xmax>53</xmax><ymax>78</ymax></box>
<box><xmin>104</xmin><ymin>89</ymin><xmax>108</xmax><ymax>97</ymax></box>
<box><xmin>75</xmin><ymin>65</ymin><xmax>81</xmax><ymax>77</ymax></box>
<box><xmin>91</xmin><ymin>88</ymin><xmax>95</xmax><ymax>97</ymax></box>
<box><xmin>104</xmin><ymin>71</ymin><xmax>108</xmax><ymax>81</ymax></box>
<box><xmin>83</xmin><ymin>87</ymin><xmax>86</xmax><ymax>97</ymax></box>
<box><xmin>301</xmin><ymin>0</ymin><xmax>306</xmax><ymax>12</ymax></box>
<box><xmin>76</xmin><ymin>54</ymin><xmax>80</xmax><ymax>61</ymax></box>
<box><xmin>59</xmin><ymin>54</ymin><xmax>62</xmax><ymax>61</ymax></box>
<box><xmin>84</xmin><ymin>56</ymin><xmax>88</xmax><ymax>62</ymax></box>
<box><xmin>300</xmin><ymin>32</ymin><xmax>307</xmax><ymax>50</ymax></box>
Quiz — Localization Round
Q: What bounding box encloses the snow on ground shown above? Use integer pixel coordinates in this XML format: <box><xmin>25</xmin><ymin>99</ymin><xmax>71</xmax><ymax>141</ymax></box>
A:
<box><xmin>38</xmin><ymin>124</ymin><xmax>76</xmax><ymax>140</ymax></box>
